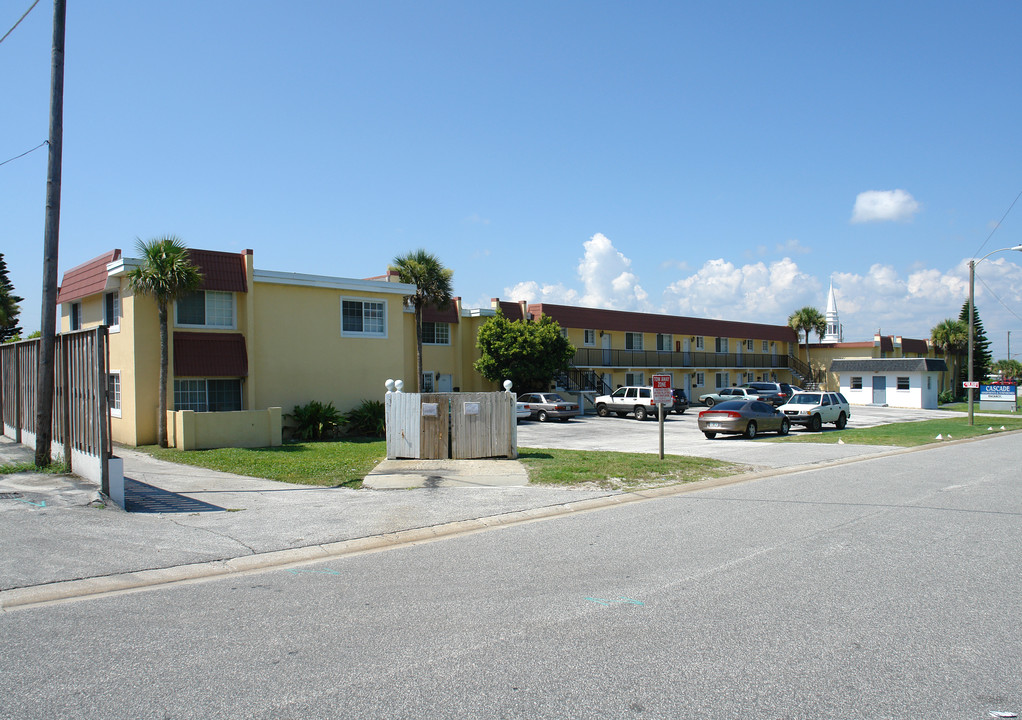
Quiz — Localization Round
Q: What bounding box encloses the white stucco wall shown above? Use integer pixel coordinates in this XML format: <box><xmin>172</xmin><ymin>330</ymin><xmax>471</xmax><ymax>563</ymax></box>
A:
<box><xmin>837</xmin><ymin>372</ymin><xmax>940</xmax><ymax>409</ymax></box>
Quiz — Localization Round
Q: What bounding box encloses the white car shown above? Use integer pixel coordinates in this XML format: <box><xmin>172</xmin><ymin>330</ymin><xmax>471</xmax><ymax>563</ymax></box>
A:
<box><xmin>516</xmin><ymin>401</ymin><xmax>531</xmax><ymax>422</ymax></box>
<box><xmin>777</xmin><ymin>391</ymin><xmax>851</xmax><ymax>431</ymax></box>
<box><xmin>595</xmin><ymin>386</ymin><xmax>659</xmax><ymax>420</ymax></box>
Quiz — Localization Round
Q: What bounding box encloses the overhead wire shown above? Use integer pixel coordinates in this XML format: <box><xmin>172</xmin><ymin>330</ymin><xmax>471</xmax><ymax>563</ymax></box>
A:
<box><xmin>0</xmin><ymin>0</ymin><xmax>40</xmax><ymax>46</ymax></box>
<box><xmin>0</xmin><ymin>140</ymin><xmax>48</xmax><ymax>168</ymax></box>
<box><xmin>973</xmin><ymin>188</ymin><xmax>1022</xmax><ymax>258</ymax></box>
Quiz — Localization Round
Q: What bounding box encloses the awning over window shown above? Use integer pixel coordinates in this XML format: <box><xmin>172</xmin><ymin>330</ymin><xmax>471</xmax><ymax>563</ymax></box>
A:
<box><xmin>173</xmin><ymin>332</ymin><xmax>248</xmax><ymax>377</ymax></box>
<box><xmin>187</xmin><ymin>249</ymin><xmax>248</xmax><ymax>293</ymax></box>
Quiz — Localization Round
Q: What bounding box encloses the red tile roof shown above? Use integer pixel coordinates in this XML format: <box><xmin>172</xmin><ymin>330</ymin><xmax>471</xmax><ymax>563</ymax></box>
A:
<box><xmin>529</xmin><ymin>303</ymin><xmax>797</xmax><ymax>342</ymax></box>
<box><xmin>187</xmin><ymin>249</ymin><xmax>248</xmax><ymax>293</ymax></box>
<box><xmin>497</xmin><ymin>300</ymin><xmax>529</xmax><ymax>321</ymax></box>
<box><xmin>173</xmin><ymin>332</ymin><xmax>248</xmax><ymax>377</ymax></box>
<box><xmin>57</xmin><ymin>249</ymin><xmax>121</xmax><ymax>303</ymax></box>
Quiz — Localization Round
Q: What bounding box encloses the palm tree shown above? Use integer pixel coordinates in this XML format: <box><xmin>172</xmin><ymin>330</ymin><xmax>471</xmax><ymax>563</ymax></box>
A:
<box><xmin>127</xmin><ymin>236</ymin><xmax>203</xmax><ymax>447</ymax></box>
<box><xmin>390</xmin><ymin>249</ymin><xmax>453</xmax><ymax>392</ymax></box>
<box><xmin>930</xmin><ymin>318</ymin><xmax>968</xmax><ymax>394</ymax></box>
<box><xmin>787</xmin><ymin>305</ymin><xmax>826</xmax><ymax>376</ymax></box>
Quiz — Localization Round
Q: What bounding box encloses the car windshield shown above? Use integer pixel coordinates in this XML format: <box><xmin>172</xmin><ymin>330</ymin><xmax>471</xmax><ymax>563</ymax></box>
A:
<box><xmin>789</xmin><ymin>394</ymin><xmax>822</xmax><ymax>405</ymax></box>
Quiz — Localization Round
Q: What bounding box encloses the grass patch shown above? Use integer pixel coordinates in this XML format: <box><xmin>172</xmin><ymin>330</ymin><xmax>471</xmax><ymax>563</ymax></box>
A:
<box><xmin>138</xmin><ymin>438</ymin><xmax>386</xmax><ymax>488</ymax></box>
<box><xmin>518</xmin><ymin>447</ymin><xmax>747</xmax><ymax>490</ymax></box>
<box><xmin>0</xmin><ymin>461</ymin><xmax>70</xmax><ymax>475</ymax></box>
<box><xmin>938</xmin><ymin>401</ymin><xmax>1020</xmax><ymax>414</ymax></box>
<box><xmin>768</xmin><ymin>417</ymin><xmax>1022</xmax><ymax>447</ymax></box>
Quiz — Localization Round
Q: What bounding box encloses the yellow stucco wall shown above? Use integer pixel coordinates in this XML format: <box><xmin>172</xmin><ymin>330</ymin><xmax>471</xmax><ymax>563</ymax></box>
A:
<box><xmin>250</xmin><ymin>281</ymin><xmax>408</xmax><ymax>416</ymax></box>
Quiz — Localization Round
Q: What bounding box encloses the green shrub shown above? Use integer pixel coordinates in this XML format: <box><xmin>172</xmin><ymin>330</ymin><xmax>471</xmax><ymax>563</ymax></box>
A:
<box><xmin>938</xmin><ymin>390</ymin><xmax>959</xmax><ymax>405</ymax></box>
<box><xmin>347</xmin><ymin>399</ymin><xmax>386</xmax><ymax>437</ymax></box>
<box><xmin>287</xmin><ymin>401</ymin><xmax>346</xmax><ymax>441</ymax></box>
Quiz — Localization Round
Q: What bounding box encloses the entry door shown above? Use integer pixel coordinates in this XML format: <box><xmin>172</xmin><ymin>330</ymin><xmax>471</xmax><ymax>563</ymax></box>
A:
<box><xmin>602</xmin><ymin>332</ymin><xmax>612</xmax><ymax>365</ymax></box>
<box><xmin>872</xmin><ymin>376</ymin><xmax>887</xmax><ymax>404</ymax></box>
<box><xmin>437</xmin><ymin>374</ymin><xmax>453</xmax><ymax>393</ymax></box>
<box><xmin>683</xmin><ymin>337</ymin><xmax>691</xmax><ymax>366</ymax></box>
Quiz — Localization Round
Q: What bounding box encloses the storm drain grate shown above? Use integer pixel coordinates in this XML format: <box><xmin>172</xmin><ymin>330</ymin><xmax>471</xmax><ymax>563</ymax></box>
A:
<box><xmin>0</xmin><ymin>492</ymin><xmax>24</xmax><ymax>499</ymax></box>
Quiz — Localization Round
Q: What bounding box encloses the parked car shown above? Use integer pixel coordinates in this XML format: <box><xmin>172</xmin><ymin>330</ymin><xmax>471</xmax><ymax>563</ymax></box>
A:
<box><xmin>516</xmin><ymin>392</ymin><xmax>581</xmax><ymax>422</ymax></box>
<box><xmin>697</xmin><ymin>399</ymin><xmax>791</xmax><ymax>439</ymax></box>
<box><xmin>737</xmin><ymin>381</ymin><xmax>796</xmax><ymax>406</ymax></box>
<box><xmin>516</xmin><ymin>401</ymin><xmax>531</xmax><ymax>422</ymax></box>
<box><xmin>699</xmin><ymin>386</ymin><xmax>766</xmax><ymax>407</ymax></box>
<box><xmin>595</xmin><ymin>386</ymin><xmax>658</xmax><ymax>420</ymax></box>
<box><xmin>671</xmin><ymin>388</ymin><xmax>690</xmax><ymax>414</ymax></box>
<box><xmin>777</xmin><ymin>391</ymin><xmax>850</xmax><ymax>431</ymax></box>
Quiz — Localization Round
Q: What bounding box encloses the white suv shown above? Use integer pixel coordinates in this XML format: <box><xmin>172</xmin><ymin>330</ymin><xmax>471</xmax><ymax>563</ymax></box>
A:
<box><xmin>777</xmin><ymin>391</ymin><xmax>850</xmax><ymax>431</ymax></box>
<box><xmin>595</xmin><ymin>386</ymin><xmax>659</xmax><ymax>420</ymax></box>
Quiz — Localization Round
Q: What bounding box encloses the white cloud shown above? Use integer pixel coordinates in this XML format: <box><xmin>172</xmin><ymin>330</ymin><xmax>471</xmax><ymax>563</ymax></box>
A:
<box><xmin>850</xmin><ymin>189</ymin><xmax>921</xmax><ymax>223</ymax></box>
<box><xmin>776</xmin><ymin>238</ymin><xmax>810</xmax><ymax>255</ymax></box>
<box><xmin>576</xmin><ymin>233</ymin><xmax>650</xmax><ymax>310</ymax></box>
<box><xmin>503</xmin><ymin>280</ymin><xmax>578</xmax><ymax>305</ymax></box>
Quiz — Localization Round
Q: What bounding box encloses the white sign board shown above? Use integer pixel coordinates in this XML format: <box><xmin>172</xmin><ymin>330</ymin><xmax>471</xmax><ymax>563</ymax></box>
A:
<box><xmin>963</xmin><ymin>381</ymin><xmax>980</xmax><ymax>389</ymax></box>
<box><xmin>651</xmin><ymin>374</ymin><xmax>673</xmax><ymax>405</ymax></box>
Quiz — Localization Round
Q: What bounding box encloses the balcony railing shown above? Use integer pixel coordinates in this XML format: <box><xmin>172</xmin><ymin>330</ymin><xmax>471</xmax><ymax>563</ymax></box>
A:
<box><xmin>571</xmin><ymin>347</ymin><xmax>791</xmax><ymax>370</ymax></box>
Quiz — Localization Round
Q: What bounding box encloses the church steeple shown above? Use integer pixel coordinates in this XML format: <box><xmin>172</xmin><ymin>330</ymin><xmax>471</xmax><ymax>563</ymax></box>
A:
<box><xmin>823</xmin><ymin>279</ymin><xmax>842</xmax><ymax>342</ymax></box>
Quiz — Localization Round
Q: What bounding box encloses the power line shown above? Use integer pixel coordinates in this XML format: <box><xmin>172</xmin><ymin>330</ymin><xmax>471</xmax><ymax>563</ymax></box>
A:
<box><xmin>974</xmin><ymin>188</ymin><xmax>1022</xmax><ymax>258</ymax></box>
<box><xmin>0</xmin><ymin>0</ymin><xmax>40</xmax><ymax>46</ymax></box>
<box><xmin>0</xmin><ymin>140</ymin><xmax>48</xmax><ymax>168</ymax></box>
<box><xmin>976</xmin><ymin>272</ymin><xmax>1022</xmax><ymax>325</ymax></box>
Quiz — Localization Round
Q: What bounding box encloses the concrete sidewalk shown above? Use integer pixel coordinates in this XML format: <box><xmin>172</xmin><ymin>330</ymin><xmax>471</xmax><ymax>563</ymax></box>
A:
<box><xmin>0</xmin><ymin>439</ymin><xmax>618</xmax><ymax>609</ymax></box>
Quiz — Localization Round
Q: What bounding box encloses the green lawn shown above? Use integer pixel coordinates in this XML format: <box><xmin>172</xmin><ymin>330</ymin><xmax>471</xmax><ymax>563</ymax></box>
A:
<box><xmin>139</xmin><ymin>438</ymin><xmax>386</xmax><ymax>488</ymax></box>
<box><xmin>938</xmin><ymin>401</ymin><xmax>1020</xmax><ymax>414</ymax></box>
<box><xmin>0</xmin><ymin>461</ymin><xmax>70</xmax><ymax>475</ymax></box>
<box><xmin>769</xmin><ymin>416</ymin><xmax>1022</xmax><ymax>447</ymax></box>
<box><xmin>517</xmin><ymin>448</ymin><xmax>746</xmax><ymax>490</ymax></box>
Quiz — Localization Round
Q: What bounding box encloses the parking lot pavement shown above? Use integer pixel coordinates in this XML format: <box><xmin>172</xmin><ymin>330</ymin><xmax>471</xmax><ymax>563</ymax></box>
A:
<box><xmin>515</xmin><ymin>405</ymin><xmax>973</xmax><ymax>470</ymax></box>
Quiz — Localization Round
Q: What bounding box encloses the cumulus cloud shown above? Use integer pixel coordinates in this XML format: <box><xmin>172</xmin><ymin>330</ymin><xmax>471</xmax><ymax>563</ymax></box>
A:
<box><xmin>663</xmin><ymin>257</ymin><xmax>819</xmax><ymax>322</ymax></box>
<box><xmin>504</xmin><ymin>280</ymin><xmax>578</xmax><ymax>305</ymax></box>
<box><xmin>576</xmin><ymin>233</ymin><xmax>650</xmax><ymax>310</ymax></box>
<box><xmin>776</xmin><ymin>238</ymin><xmax>810</xmax><ymax>255</ymax></box>
<box><xmin>850</xmin><ymin>189</ymin><xmax>921</xmax><ymax>223</ymax></box>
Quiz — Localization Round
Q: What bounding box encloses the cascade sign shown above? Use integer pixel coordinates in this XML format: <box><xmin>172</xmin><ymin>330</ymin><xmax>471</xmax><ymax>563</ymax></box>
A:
<box><xmin>652</xmin><ymin>374</ymin><xmax>673</xmax><ymax>405</ymax></box>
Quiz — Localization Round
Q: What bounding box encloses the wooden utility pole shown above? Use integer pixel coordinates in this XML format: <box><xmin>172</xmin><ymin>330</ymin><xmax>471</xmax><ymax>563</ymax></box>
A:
<box><xmin>35</xmin><ymin>0</ymin><xmax>67</xmax><ymax>466</ymax></box>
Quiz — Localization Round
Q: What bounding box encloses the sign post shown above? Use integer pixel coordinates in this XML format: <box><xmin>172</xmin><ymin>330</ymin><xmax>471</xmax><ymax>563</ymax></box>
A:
<box><xmin>651</xmin><ymin>374</ymin><xmax>673</xmax><ymax>460</ymax></box>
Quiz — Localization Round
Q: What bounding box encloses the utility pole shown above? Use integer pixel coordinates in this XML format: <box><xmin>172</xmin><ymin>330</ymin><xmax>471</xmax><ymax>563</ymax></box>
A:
<box><xmin>35</xmin><ymin>0</ymin><xmax>67</xmax><ymax>467</ymax></box>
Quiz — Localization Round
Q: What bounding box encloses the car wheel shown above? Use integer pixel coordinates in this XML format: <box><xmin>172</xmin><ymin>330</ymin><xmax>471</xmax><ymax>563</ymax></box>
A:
<box><xmin>835</xmin><ymin>412</ymin><xmax>847</xmax><ymax>430</ymax></box>
<box><xmin>703</xmin><ymin>431</ymin><xmax>717</xmax><ymax>439</ymax></box>
<box><xmin>596</xmin><ymin>404</ymin><xmax>609</xmax><ymax>418</ymax></box>
<box><xmin>744</xmin><ymin>421</ymin><xmax>758</xmax><ymax>439</ymax></box>
<box><xmin>676</xmin><ymin>408</ymin><xmax>686</xmax><ymax>415</ymax></box>
<box><xmin>704</xmin><ymin>397</ymin><xmax>715</xmax><ymax>407</ymax></box>
<box><xmin>809</xmin><ymin>414</ymin><xmax>823</xmax><ymax>432</ymax></box>
<box><xmin>778</xmin><ymin>418</ymin><xmax>790</xmax><ymax>436</ymax></box>
<box><xmin>634</xmin><ymin>406</ymin><xmax>648</xmax><ymax>421</ymax></box>
<box><xmin>537</xmin><ymin>410</ymin><xmax>548</xmax><ymax>422</ymax></box>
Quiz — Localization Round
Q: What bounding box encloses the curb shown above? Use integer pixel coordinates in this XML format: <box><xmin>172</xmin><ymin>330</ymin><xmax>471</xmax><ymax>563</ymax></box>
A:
<box><xmin>4</xmin><ymin>429</ymin><xmax>1019</xmax><ymax>611</ymax></box>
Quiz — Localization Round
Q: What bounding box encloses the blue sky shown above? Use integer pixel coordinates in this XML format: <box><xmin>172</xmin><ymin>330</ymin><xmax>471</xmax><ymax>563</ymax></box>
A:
<box><xmin>3</xmin><ymin>1</ymin><xmax>1022</xmax><ymax>359</ymax></box>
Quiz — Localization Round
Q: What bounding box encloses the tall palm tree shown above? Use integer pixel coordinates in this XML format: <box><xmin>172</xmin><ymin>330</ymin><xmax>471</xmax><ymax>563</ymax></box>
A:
<box><xmin>390</xmin><ymin>249</ymin><xmax>453</xmax><ymax>392</ymax></box>
<box><xmin>930</xmin><ymin>318</ymin><xmax>967</xmax><ymax>394</ymax></box>
<box><xmin>787</xmin><ymin>305</ymin><xmax>827</xmax><ymax>375</ymax></box>
<box><xmin>127</xmin><ymin>236</ymin><xmax>203</xmax><ymax>447</ymax></box>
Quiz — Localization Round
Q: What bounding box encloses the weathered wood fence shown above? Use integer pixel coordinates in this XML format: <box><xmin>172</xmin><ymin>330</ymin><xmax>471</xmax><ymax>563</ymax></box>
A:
<box><xmin>0</xmin><ymin>328</ymin><xmax>115</xmax><ymax>493</ymax></box>
<box><xmin>385</xmin><ymin>389</ymin><xmax>517</xmax><ymax>460</ymax></box>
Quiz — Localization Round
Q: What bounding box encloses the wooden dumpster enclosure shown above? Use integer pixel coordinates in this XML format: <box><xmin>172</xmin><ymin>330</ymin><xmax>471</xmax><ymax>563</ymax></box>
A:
<box><xmin>384</xmin><ymin>382</ymin><xmax>517</xmax><ymax>460</ymax></box>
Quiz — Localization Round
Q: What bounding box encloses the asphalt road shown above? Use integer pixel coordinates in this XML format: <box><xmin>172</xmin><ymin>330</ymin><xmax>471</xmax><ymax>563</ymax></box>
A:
<box><xmin>2</xmin><ymin>432</ymin><xmax>1019</xmax><ymax>719</ymax></box>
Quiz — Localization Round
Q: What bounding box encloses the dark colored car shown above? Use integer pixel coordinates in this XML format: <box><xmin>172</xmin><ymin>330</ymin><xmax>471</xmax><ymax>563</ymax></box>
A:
<box><xmin>738</xmin><ymin>382</ymin><xmax>795</xmax><ymax>407</ymax></box>
<box><xmin>516</xmin><ymin>392</ymin><xmax>581</xmax><ymax>422</ymax></box>
<box><xmin>671</xmin><ymin>388</ymin><xmax>690</xmax><ymax>414</ymax></box>
<box><xmin>697</xmin><ymin>399</ymin><xmax>791</xmax><ymax>439</ymax></box>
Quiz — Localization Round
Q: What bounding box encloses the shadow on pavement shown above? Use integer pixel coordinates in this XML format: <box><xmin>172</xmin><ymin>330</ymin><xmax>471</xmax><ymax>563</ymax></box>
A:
<box><xmin>124</xmin><ymin>478</ymin><xmax>225</xmax><ymax>514</ymax></box>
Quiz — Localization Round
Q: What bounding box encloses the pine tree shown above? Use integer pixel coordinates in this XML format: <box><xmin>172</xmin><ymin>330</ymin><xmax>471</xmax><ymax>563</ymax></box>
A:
<box><xmin>960</xmin><ymin>300</ymin><xmax>992</xmax><ymax>383</ymax></box>
<box><xmin>0</xmin><ymin>253</ymin><xmax>25</xmax><ymax>342</ymax></box>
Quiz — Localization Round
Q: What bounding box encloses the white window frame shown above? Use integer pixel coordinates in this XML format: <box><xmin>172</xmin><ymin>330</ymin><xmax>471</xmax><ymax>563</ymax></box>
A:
<box><xmin>421</xmin><ymin>371</ymin><xmax>436</xmax><ymax>393</ymax></box>
<box><xmin>762</xmin><ymin>340</ymin><xmax>769</xmax><ymax>352</ymax></box>
<box><xmin>625</xmin><ymin>371</ymin><xmax>645</xmax><ymax>386</ymax></box>
<box><xmin>715</xmin><ymin>372</ymin><xmax>730</xmax><ymax>389</ymax></box>
<box><xmin>695</xmin><ymin>336</ymin><xmax>704</xmax><ymax>350</ymax></box>
<box><xmin>70</xmin><ymin>302</ymin><xmax>82</xmax><ymax>331</ymax></box>
<box><xmin>422</xmin><ymin>321</ymin><xmax>450</xmax><ymax>346</ymax></box>
<box><xmin>746</xmin><ymin>339</ymin><xmax>754</xmax><ymax>351</ymax></box>
<box><xmin>175</xmin><ymin>290</ymin><xmax>236</xmax><ymax>329</ymax></box>
<box><xmin>715</xmin><ymin>338</ymin><xmax>729</xmax><ymax>353</ymax></box>
<box><xmin>105</xmin><ymin>291</ymin><xmax>120</xmax><ymax>332</ymax></box>
<box><xmin>695</xmin><ymin>372</ymin><xmax>704</xmax><ymax>387</ymax></box>
<box><xmin>584</xmin><ymin>329</ymin><xmax>596</xmax><ymax>347</ymax></box>
<box><xmin>657</xmin><ymin>333</ymin><xmax>673</xmax><ymax>352</ymax></box>
<box><xmin>625</xmin><ymin>332</ymin><xmax>643</xmax><ymax>351</ymax></box>
<box><xmin>341</xmin><ymin>297</ymin><xmax>387</xmax><ymax>338</ymax></box>
<box><xmin>897</xmin><ymin>376</ymin><xmax>910</xmax><ymax>391</ymax></box>
<box><xmin>173</xmin><ymin>378</ymin><xmax>244</xmax><ymax>412</ymax></box>
<box><xmin>108</xmin><ymin>371</ymin><xmax>121</xmax><ymax>418</ymax></box>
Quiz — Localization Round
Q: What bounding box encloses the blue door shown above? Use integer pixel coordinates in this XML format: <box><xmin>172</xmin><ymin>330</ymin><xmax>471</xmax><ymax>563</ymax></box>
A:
<box><xmin>872</xmin><ymin>376</ymin><xmax>886</xmax><ymax>404</ymax></box>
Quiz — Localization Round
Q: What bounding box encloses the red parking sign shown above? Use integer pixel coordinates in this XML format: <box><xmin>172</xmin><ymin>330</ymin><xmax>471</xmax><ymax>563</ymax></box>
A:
<box><xmin>651</xmin><ymin>374</ymin><xmax>673</xmax><ymax>405</ymax></box>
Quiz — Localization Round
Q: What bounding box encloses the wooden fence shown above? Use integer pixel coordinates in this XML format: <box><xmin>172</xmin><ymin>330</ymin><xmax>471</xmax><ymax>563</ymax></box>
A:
<box><xmin>385</xmin><ymin>390</ymin><xmax>517</xmax><ymax>460</ymax></box>
<box><xmin>0</xmin><ymin>328</ymin><xmax>113</xmax><ymax>493</ymax></box>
